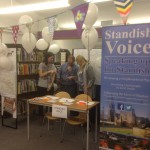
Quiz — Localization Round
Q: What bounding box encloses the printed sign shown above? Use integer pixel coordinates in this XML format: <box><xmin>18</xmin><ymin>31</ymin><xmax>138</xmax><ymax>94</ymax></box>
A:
<box><xmin>100</xmin><ymin>24</ymin><xmax>150</xmax><ymax>150</ymax></box>
<box><xmin>1</xmin><ymin>96</ymin><xmax>17</xmax><ymax>119</ymax></box>
<box><xmin>52</xmin><ymin>105</ymin><xmax>67</xmax><ymax>119</ymax></box>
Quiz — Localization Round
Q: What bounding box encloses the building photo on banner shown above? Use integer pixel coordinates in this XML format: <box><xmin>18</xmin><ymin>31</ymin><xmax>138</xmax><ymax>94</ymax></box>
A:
<box><xmin>0</xmin><ymin>0</ymin><xmax>150</xmax><ymax>150</ymax></box>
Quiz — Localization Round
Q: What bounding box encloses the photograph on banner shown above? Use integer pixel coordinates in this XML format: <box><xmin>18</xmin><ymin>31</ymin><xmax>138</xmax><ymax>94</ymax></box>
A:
<box><xmin>1</xmin><ymin>96</ymin><xmax>17</xmax><ymax>119</ymax></box>
<box><xmin>99</xmin><ymin>131</ymin><xmax>150</xmax><ymax>150</ymax></box>
<box><xmin>100</xmin><ymin>23</ymin><xmax>150</xmax><ymax>148</ymax></box>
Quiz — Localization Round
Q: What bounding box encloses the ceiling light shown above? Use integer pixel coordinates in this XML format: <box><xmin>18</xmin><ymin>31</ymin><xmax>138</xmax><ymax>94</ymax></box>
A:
<box><xmin>89</xmin><ymin>0</ymin><xmax>112</xmax><ymax>3</ymax></box>
<box><xmin>128</xmin><ymin>18</ymin><xmax>150</xmax><ymax>24</ymax></box>
<box><xmin>0</xmin><ymin>0</ymin><xmax>70</xmax><ymax>14</ymax></box>
<box><xmin>60</xmin><ymin>21</ymin><xmax>101</xmax><ymax>29</ymax></box>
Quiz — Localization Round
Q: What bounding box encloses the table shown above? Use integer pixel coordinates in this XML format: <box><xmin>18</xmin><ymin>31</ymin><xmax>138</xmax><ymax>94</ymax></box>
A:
<box><xmin>27</xmin><ymin>95</ymin><xmax>99</xmax><ymax>150</ymax></box>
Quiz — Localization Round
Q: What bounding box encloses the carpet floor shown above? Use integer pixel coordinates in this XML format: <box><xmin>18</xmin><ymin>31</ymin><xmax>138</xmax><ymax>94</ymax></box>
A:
<box><xmin>0</xmin><ymin>116</ymin><xmax>99</xmax><ymax>150</ymax></box>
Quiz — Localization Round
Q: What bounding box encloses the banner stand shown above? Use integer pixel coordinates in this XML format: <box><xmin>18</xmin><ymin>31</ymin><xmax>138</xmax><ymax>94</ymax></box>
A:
<box><xmin>1</xmin><ymin>96</ymin><xmax>18</xmax><ymax>129</ymax></box>
<box><xmin>100</xmin><ymin>23</ymin><xmax>150</xmax><ymax>149</ymax></box>
<box><xmin>2</xmin><ymin>116</ymin><xmax>18</xmax><ymax>129</ymax></box>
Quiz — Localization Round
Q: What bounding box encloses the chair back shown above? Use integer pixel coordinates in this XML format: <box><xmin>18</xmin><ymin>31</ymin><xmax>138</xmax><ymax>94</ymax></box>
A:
<box><xmin>75</xmin><ymin>94</ymin><xmax>92</xmax><ymax>102</ymax></box>
<box><xmin>75</xmin><ymin>94</ymin><xmax>92</xmax><ymax>120</ymax></box>
<box><xmin>55</xmin><ymin>91</ymin><xmax>71</xmax><ymax>98</ymax></box>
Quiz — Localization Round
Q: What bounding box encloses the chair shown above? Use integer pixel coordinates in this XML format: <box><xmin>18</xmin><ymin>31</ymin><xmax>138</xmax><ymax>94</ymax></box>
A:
<box><xmin>61</xmin><ymin>94</ymin><xmax>92</xmax><ymax>149</ymax></box>
<box><xmin>44</xmin><ymin>91</ymin><xmax>71</xmax><ymax>131</ymax></box>
<box><xmin>55</xmin><ymin>91</ymin><xmax>71</xmax><ymax>98</ymax></box>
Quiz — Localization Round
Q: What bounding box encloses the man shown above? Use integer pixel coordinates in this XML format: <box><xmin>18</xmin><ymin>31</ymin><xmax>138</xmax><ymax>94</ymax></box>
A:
<box><xmin>58</xmin><ymin>55</ymin><xmax>78</xmax><ymax>98</ymax></box>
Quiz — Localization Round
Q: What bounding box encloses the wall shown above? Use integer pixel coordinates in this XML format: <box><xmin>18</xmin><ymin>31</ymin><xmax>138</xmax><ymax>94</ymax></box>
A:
<box><xmin>0</xmin><ymin>0</ymin><xmax>150</xmax><ymax>45</ymax></box>
<box><xmin>54</xmin><ymin>38</ymin><xmax>102</xmax><ymax>53</ymax></box>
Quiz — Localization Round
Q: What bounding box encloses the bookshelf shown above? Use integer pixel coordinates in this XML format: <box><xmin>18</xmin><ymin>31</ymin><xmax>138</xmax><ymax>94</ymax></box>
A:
<box><xmin>4</xmin><ymin>44</ymin><xmax>70</xmax><ymax>110</ymax></box>
<box><xmin>4</xmin><ymin>44</ymin><xmax>70</xmax><ymax>97</ymax></box>
<box><xmin>16</xmin><ymin>45</ymin><xmax>43</xmax><ymax>100</ymax></box>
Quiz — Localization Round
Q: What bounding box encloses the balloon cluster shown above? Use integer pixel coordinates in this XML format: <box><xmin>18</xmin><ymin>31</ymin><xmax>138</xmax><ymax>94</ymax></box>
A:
<box><xmin>19</xmin><ymin>15</ymin><xmax>37</xmax><ymax>54</ymax></box>
<box><xmin>0</xmin><ymin>43</ymin><xmax>13</xmax><ymax>71</ymax></box>
<box><xmin>81</xmin><ymin>3</ymin><xmax>99</xmax><ymax>51</ymax></box>
<box><xmin>19</xmin><ymin>15</ymin><xmax>60</xmax><ymax>54</ymax></box>
<box><xmin>40</xmin><ymin>18</ymin><xmax>60</xmax><ymax>54</ymax></box>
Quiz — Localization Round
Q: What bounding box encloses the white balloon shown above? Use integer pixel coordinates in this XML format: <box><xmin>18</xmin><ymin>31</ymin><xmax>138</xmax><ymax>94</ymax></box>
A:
<box><xmin>19</xmin><ymin>15</ymin><xmax>33</xmax><ymax>25</ymax></box>
<box><xmin>96</xmin><ymin>57</ymin><xmax>101</xmax><ymax>68</ymax></box>
<box><xmin>42</xmin><ymin>26</ymin><xmax>54</xmax><ymax>43</ymax></box>
<box><xmin>84</xmin><ymin>3</ymin><xmax>98</xmax><ymax>29</ymax></box>
<box><xmin>19</xmin><ymin>25</ymin><xmax>28</xmax><ymax>34</ymax></box>
<box><xmin>0</xmin><ymin>56</ymin><xmax>12</xmax><ymax>70</ymax></box>
<box><xmin>54</xmin><ymin>18</ymin><xmax>59</xmax><ymax>30</ymax></box>
<box><xmin>36</xmin><ymin>39</ymin><xmax>49</xmax><ymax>51</ymax></box>
<box><xmin>31</xmin><ymin>23</ymin><xmax>38</xmax><ymax>34</ymax></box>
<box><xmin>81</xmin><ymin>27</ymin><xmax>98</xmax><ymax>50</ymax></box>
<box><xmin>0</xmin><ymin>43</ymin><xmax>8</xmax><ymax>57</ymax></box>
<box><xmin>21</xmin><ymin>33</ymin><xmax>37</xmax><ymax>54</ymax></box>
<box><xmin>48</xmin><ymin>44</ymin><xmax>60</xmax><ymax>54</ymax></box>
<box><xmin>68</xmin><ymin>0</ymin><xmax>85</xmax><ymax>6</ymax></box>
<box><xmin>20</xmin><ymin>23</ymin><xmax>38</xmax><ymax>34</ymax></box>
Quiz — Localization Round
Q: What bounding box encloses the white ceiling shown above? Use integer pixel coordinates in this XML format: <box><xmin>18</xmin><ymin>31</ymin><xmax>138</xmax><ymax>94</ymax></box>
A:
<box><xmin>0</xmin><ymin>0</ymin><xmax>149</xmax><ymax>31</ymax></box>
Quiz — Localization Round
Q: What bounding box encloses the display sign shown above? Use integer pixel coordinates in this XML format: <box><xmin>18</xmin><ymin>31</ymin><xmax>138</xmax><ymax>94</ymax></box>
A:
<box><xmin>1</xmin><ymin>96</ymin><xmax>17</xmax><ymax>119</ymax></box>
<box><xmin>0</xmin><ymin>71</ymin><xmax>17</xmax><ymax>97</ymax></box>
<box><xmin>52</xmin><ymin>104</ymin><xmax>67</xmax><ymax>119</ymax></box>
<box><xmin>100</xmin><ymin>24</ymin><xmax>150</xmax><ymax>150</ymax></box>
<box><xmin>0</xmin><ymin>48</ymin><xmax>17</xmax><ymax>97</ymax></box>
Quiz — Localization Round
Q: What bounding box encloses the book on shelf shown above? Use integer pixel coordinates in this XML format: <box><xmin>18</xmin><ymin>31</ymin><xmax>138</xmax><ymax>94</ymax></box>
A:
<box><xmin>17</xmin><ymin>63</ymin><xmax>39</xmax><ymax>75</ymax></box>
<box><xmin>17</xmin><ymin>47</ymin><xmax>44</xmax><ymax>62</ymax></box>
<box><xmin>17</xmin><ymin>79</ymin><xmax>37</xmax><ymax>94</ymax></box>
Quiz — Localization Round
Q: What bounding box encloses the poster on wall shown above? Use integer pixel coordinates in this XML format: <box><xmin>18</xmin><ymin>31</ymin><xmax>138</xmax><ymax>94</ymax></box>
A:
<box><xmin>0</xmin><ymin>48</ymin><xmax>17</xmax><ymax>97</ymax></box>
<box><xmin>0</xmin><ymin>71</ymin><xmax>17</xmax><ymax>98</ymax></box>
<box><xmin>0</xmin><ymin>47</ymin><xmax>17</xmax><ymax>128</ymax></box>
<box><xmin>100</xmin><ymin>24</ymin><xmax>150</xmax><ymax>150</ymax></box>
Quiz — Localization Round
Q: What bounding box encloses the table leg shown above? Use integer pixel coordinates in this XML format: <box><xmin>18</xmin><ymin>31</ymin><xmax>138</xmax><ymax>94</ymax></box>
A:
<box><xmin>27</xmin><ymin>100</ymin><xmax>30</xmax><ymax>140</ymax></box>
<box><xmin>95</xmin><ymin>106</ymin><xmax>98</xmax><ymax>143</ymax></box>
<box><xmin>86</xmin><ymin>110</ymin><xmax>89</xmax><ymax>150</ymax></box>
<box><xmin>48</xmin><ymin>107</ymin><xmax>50</xmax><ymax>131</ymax></box>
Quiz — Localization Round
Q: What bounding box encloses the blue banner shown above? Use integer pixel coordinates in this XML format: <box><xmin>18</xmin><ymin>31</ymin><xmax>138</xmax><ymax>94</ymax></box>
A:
<box><xmin>100</xmin><ymin>24</ymin><xmax>150</xmax><ymax>150</ymax></box>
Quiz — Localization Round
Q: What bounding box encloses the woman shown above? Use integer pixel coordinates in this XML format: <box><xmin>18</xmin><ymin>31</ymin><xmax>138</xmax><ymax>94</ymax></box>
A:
<box><xmin>76</xmin><ymin>55</ymin><xmax>95</xmax><ymax>98</ymax></box>
<box><xmin>37</xmin><ymin>52</ymin><xmax>57</xmax><ymax>96</ymax></box>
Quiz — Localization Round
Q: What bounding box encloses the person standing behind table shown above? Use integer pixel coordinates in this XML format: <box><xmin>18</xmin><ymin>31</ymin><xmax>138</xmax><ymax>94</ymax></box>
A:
<box><xmin>57</xmin><ymin>55</ymin><xmax>78</xmax><ymax>98</ymax></box>
<box><xmin>37</xmin><ymin>52</ymin><xmax>57</xmax><ymax>96</ymax></box>
<box><xmin>76</xmin><ymin>55</ymin><xmax>95</xmax><ymax>99</ymax></box>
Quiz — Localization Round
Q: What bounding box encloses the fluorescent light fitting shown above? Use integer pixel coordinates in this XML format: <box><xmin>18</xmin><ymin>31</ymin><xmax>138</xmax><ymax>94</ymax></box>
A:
<box><xmin>128</xmin><ymin>18</ymin><xmax>150</xmax><ymax>24</ymax></box>
<box><xmin>0</xmin><ymin>0</ymin><xmax>70</xmax><ymax>14</ymax></box>
<box><xmin>60</xmin><ymin>21</ymin><xmax>101</xmax><ymax>29</ymax></box>
<box><xmin>90</xmin><ymin>0</ymin><xmax>112</xmax><ymax>3</ymax></box>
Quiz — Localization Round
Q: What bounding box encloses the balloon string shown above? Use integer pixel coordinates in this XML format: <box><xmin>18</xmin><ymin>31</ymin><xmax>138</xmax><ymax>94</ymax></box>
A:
<box><xmin>26</xmin><ymin>23</ymin><xmax>32</xmax><ymax>42</ymax></box>
<box><xmin>85</xmin><ymin>29</ymin><xmax>90</xmax><ymax>63</ymax></box>
<box><xmin>0</xmin><ymin>29</ymin><xmax>3</xmax><ymax>44</ymax></box>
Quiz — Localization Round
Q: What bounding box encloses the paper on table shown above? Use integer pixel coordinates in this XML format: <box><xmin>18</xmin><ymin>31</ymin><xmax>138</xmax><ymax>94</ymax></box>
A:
<box><xmin>63</xmin><ymin>102</ymin><xmax>73</xmax><ymax>106</ymax></box>
<box><xmin>34</xmin><ymin>97</ymin><xmax>43</xmax><ymax>101</ymax></box>
<box><xmin>77</xmin><ymin>101</ymin><xmax>95</xmax><ymax>105</ymax></box>
<box><xmin>47</xmin><ymin>99</ymin><xmax>58</xmax><ymax>103</ymax></box>
<box><xmin>45</xmin><ymin>96</ymin><xmax>59</xmax><ymax>100</ymax></box>
<box><xmin>87</xmin><ymin>102</ymin><xmax>95</xmax><ymax>106</ymax></box>
<box><xmin>59</xmin><ymin>98</ymin><xmax>75</xmax><ymax>103</ymax></box>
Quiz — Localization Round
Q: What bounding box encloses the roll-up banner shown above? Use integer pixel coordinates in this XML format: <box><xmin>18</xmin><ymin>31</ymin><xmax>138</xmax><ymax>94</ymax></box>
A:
<box><xmin>100</xmin><ymin>24</ymin><xmax>150</xmax><ymax>150</ymax></box>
